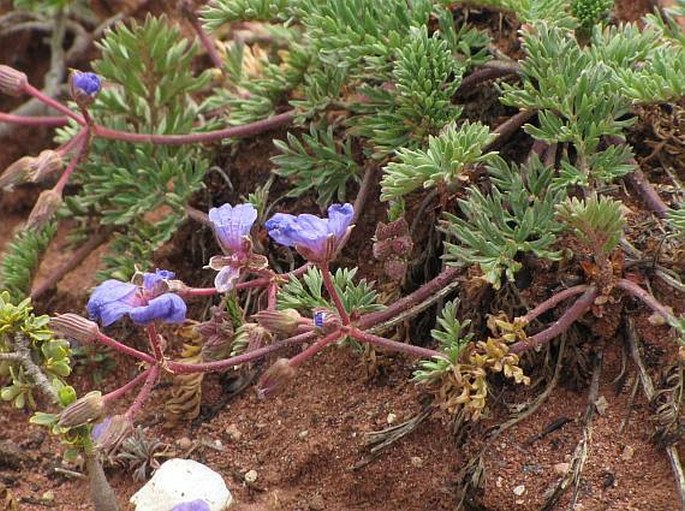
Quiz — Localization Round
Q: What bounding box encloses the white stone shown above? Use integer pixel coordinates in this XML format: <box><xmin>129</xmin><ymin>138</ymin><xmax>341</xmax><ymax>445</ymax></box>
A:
<box><xmin>513</xmin><ymin>485</ymin><xmax>526</xmax><ymax>496</ymax></box>
<box><xmin>130</xmin><ymin>458</ymin><xmax>233</xmax><ymax>511</ymax></box>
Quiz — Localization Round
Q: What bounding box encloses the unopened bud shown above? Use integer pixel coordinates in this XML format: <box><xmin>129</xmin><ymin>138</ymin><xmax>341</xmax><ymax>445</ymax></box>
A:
<box><xmin>256</xmin><ymin>358</ymin><xmax>296</xmax><ymax>399</ymax></box>
<box><xmin>253</xmin><ymin>308</ymin><xmax>303</xmax><ymax>336</ymax></box>
<box><xmin>58</xmin><ymin>391</ymin><xmax>105</xmax><ymax>428</ymax></box>
<box><xmin>69</xmin><ymin>70</ymin><xmax>101</xmax><ymax>108</ymax></box>
<box><xmin>0</xmin><ymin>65</ymin><xmax>28</xmax><ymax>96</ymax></box>
<box><xmin>50</xmin><ymin>314</ymin><xmax>100</xmax><ymax>344</ymax></box>
<box><xmin>30</xmin><ymin>150</ymin><xmax>63</xmax><ymax>183</ymax></box>
<box><xmin>312</xmin><ymin>308</ymin><xmax>341</xmax><ymax>333</ymax></box>
<box><xmin>26</xmin><ymin>188</ymin><xmax>62</xmax><ymax>231</ymax></box>
<box><xmin>0</xmin><ymin>156</ymin><xmax>34</xmax><ymax>189</ymax></box>
<box><xmin>92</xmin><ymin>414</ymin><xmax>132</xmax><ymax>452</ymax></box>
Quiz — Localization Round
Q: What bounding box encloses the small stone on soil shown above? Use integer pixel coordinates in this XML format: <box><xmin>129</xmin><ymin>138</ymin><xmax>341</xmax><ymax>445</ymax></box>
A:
<box><xmin>513</xmin><ymin>484</ymin><xmax>525</xmax><ymax>496</ymax></box>
<box><xmin>226</xmin><ymin>424</ymin><xmax>242</xmax><ymax>442</ymax></box>
<box><xmin>554</xmin><ymin>462</ymin><xmax>570</xmax><ymax>474</ymax></box>
<box><xmin>621</xmin><ymin>445</ymin><xmax>635</xmax><ymax>461</ymax></box>
<box><xmin>244</xmin><ymin>469</ymin><xmax>258</xmax><ymax>484</ymax></box>
<box><xmin>176</xmin><ymin>437</ymin><xmax>192</xmax><ymax>450</ymax></box>
<box><xmin>410</xmin><ymin>456</ymin><xmax>423</xmax><ymax>468</ymax></box>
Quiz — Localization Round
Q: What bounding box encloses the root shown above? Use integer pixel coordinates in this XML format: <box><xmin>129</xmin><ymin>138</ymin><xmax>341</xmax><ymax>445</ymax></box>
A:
<box><xmin>542</xmin><ymin>341</ymin><xmax>603</xmax><ymax>511</ymax></box>
<box><xmin>626</xmin><ymin>318</ymin><xmax>685</xmax><ymax>511</ymax></box>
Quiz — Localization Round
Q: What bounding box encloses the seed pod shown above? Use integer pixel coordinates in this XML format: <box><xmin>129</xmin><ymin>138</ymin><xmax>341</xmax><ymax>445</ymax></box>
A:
<box><xmin>0</xmin><ymin>65</ymin><xmax>28</xmax><ymax>96</ymax></box>
<box><xmin>26</xmin><ymin>189</ymin><xmax>62</xmax><ymax>231</ymax></box>
<box><xmin>50</xmin><ymin>314</ymin><xmax>100</xmax><ymax>344</ymax></box>
<box><xmin>256</xmin><ymin>358</ymin><xmax>296</xmax><ymax>399</ymax></box>
<box><xmin>58</xmin><ymin>391</ymin><xmax>105</xmax><ymax>428</ymax></box>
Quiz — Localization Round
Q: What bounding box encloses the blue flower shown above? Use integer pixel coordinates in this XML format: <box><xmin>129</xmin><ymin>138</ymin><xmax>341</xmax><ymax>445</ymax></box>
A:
<box><xmin>208</xmin><ymin>203</ymin><xmax>257</xmax><ymax>254</ymax></box>
<box><xmin>265</xmin><ymin>203</ymin><xmax>354</xmax><ymax>261</ymax></box>
<box><xmin>71</xmin><ymin>71</ymin><xmax>101</xmax><ymax>97</ymax></box>
<box><xmin>170</xmin><ymin>500</ymin><xmax>211</xmax><ymax>511</ymax></box>
<box><xmin>87</xmin><ymin>269</ymin><xmax>186</xmax><ymax>327</ymax></box>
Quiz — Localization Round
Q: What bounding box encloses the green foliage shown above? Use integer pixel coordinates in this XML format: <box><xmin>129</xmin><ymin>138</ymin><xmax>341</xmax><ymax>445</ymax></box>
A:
<box><xmin>571</xmin><ymin>0</ymin><xmax>613</xmax><ymax>27</ymax></box>
<box><xmin>380</xmin><ymin>121</ymin><xmax>496</xmax><ymax>201</ymax></box>
<box><xmin>201</xmin><ymin>0</ymin><xmax>292</xmax><ymax>29</ymax></box>
<box><xmin>11</xmin><ymin>0</ymin><xmax>71</xmax><ymax>11</ymax></box>
<box><xmin>556</xmin><ymin>195</ymin><xmax>625</xmax><ymax>257</ymax></box>
<box><xmin>442</xmin><ymin>155</ymin><xmax>564</xmax><ymax>289</ymax></box>
<box><xmin>473</xmin><ymin>0</ymin><xmax>576</xmax><ymax>28</ymax></box>
<box><xmin>57</xmin><ymin>15</ymin><xmax>211</xmax><ymax>280</ymax></box>
<box><xmin>349</xmin><ymin>25</ymin><xmax>466</xmax><ymax>155</ymax></box>
<box><xmin>0</xmin><ymin>223</ymin><xmax>57</xmax><ymax>302</ymax></box>
<box><xmin>413</xmin><ymin>299</ymin><xmax>473</xmax><ymax>382</ymax></box>
<box><xmin>500</xmin><ymin>23</ymin><xmax>642</xmax><ymax>188</ymax></box>
<box><xmin>668</xmin><ymin>207</ymin><xmax>685</xmax><ymax>234</ymax></box>
<box><xmin>272</xmin><ymin>124</ymin><xmax>360</xmax><ymax>206</ymax></box>
<box><xmin>277</xmin><ymin>267</ymin><xmax>383</xmax><ymax>316</ymax></box>
<box><xmin>0</xmin><ymin>292</ymin><xmax>72</xmax><ymax>409</ymax></box>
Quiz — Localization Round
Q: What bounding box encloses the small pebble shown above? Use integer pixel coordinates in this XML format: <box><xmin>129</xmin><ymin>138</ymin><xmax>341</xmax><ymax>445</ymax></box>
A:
<box><xmin>177</xmin><ymin>437</ymin><xmax>192</xmax><ymax>450</ymax></box>
<box><xmin>410</xmin><ymin>456</ymin><xmax>423</xmax><ymax>468</ymax></box>
<box><xmin>495</xmin><ymin>476</ymin><xmax>503</xmax><ymax>489</ymax></box>
<box><xmin>244</xmin><ymin>469</ymin><xmax>258</xmax><ymax>484</ymax></box>
<box><xmin>621</xmin><ymin>445</ymin><xmax>635</xmax><ymax>461</ymax></box>
<box><xmin>386</xmin><ymin>413</ymin><xmax>397</xmax><ymax>424</ymax></box>
<box><xmin>308</xmin><ymin>493</ymin><xmax>325</xmax><ymax>511</ymax></box>
<box><xmin>214</xmin><ymin>439</ymin><xmax>223</xmax><ymax>449</ymax></box>
<box><xmin>41</xmin><ymin>490</ymin><xmax>55</xmax><ymax>502</ymax></box>
<box><xmin>513</xmin><ymin>485</ymin><xmax>526</xmax><ymax>496</ymax></box>
<box><xmin>298</xmin><ymin>430</ymin><xmax>309</xmax><ymax>440</ymax></box>
<box><xmin>554</xmin><ymin>462</ymin><xmax>570</xmax><ymax>475</ymax></box>
<box><xmin>226</xmin><ymin>424</ymin><xmax>242</xmax><ymax>442</ymax></box>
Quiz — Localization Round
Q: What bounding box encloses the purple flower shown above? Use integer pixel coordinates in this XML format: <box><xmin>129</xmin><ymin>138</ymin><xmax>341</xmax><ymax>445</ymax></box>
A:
<box><xmin>71</xmin><ymin>71</ymin><xmax>101</xmax><ymax>97</ymax></box>
<box><xmin>265</xmin><ymin>203</ymin><xmax>354</xmax><ymax>261</ymax></box>
<box><xmin>170</xmin><ymin>500</ymin><xmax>211</xmax><ymax>511</ymax></box>
<box><xmin>87</xmin><ymin>269</ymin><xmax>186</xmax><ymax>327</ymax></box>
<box><xmin>209</xmin><ymin>203</ymin><xmax>257</xmax><ymax>254</ymax></box>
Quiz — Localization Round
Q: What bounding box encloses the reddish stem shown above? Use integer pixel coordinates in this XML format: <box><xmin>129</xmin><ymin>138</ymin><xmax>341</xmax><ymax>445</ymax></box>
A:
<box><xmin>95</xmin><ymin>331</ymin><xmax>156</xmax><ymax>364</ymax></box>
<box><xmin>92</xmin><ymin>111</ymin><xmax>294</xmax><ymax>145</ymax></box>
<box><xmin>179</xmin><ymin>287</ymin><xmax>218</xmax><ymax>297</ymax></box>
<box><xmin>102</xmin><ymin>367</ymin><xmax>151</xmax><ymax>404</ymax></box>
<box><xmin>349</xmin><ymin>327</ymin><xmax>446</xmax><ymax>359</ymax></box>
<box><xmin>320</xmin><ymin>263</ymin><xmax>350</xmax><ymax>324</ymax></box>
<box><xmin>22</xmin><ymin>83</ymin><xmax>85</xmax><ymax>124</ymax></box>
<box><xmin>617</xmin><ymin>278</ymin><xmax>678</xmax><ymax>324</ymax></box>
<box><xmin>357</xmin><ymin>266</ymin><xmax>461</xmax><ymax>330</ymax></box>
<box><xmin>519</xmin><ymin>284</ymin><xmax>590</xmax><ymax>325</ymax></box>
<box><xmin>0</xmin><ymin>111</ymin><xmax>68</xmax><ymax>127</ymax></box>
<box><xmin>146</xmin><ymin>323</ymin><xmax>164</xmax><ymax>362</ymax></box>
<box><xmin>125</xmin><ymin>364</ymin><xmax>160</xmax><ymax>419</ymax></box>
<box><xmin>288</xmin><ymin>330</ymin><xmax>344</xmax><ymax>368</ymax></box>
<box><xmin>53</xmin><ymin>127</ymin><xmax>91</xmax><ymax>194</ymax></box>
<box><xmin>167</xmin><ymin>330</ymin><xmax>317</xmax><ymax>374</ymax></box>
<box><xmin>510</xmin><ymin>287</ymin><xmax>598</xmax><ymax>355</ymax></box>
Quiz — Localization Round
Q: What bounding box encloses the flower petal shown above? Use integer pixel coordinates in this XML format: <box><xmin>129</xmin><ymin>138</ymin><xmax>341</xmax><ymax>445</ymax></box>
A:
<box><xmin>327</xmin><ymin>203</ymin><xmax>354</xmax><ymax>239</ymax></box>
<box><xmin>128</xmin><ymin>294</ymin><xmax>187</xmax><ymax>324</ymax></box>
<box><xmin>170</xmin><ymin>500</ymin><xmax>211</xmax><ymax>511</ymax></box>
<box><xmin>265</xmin><ymin>212</ymin><xmax>297</xmax><ymax>246</ymax></box>
<box><xmin>214</xmin><ymin>265</ymin><xmax>240</xmax><ymax>293</ymax></box>
<box><xmin>142</xmin><ymin>268</ymin><xmax>175</xmax><ymax>291</ymax></box>
<box><xmin>209</xmin><ymin>203</ymin><xmax>258</xmax><ymax>253</ymax></box>
<box><xmin>87</xmin><ymin>280</ymin><xmax>139</xmax><ymax>327</ymax></box>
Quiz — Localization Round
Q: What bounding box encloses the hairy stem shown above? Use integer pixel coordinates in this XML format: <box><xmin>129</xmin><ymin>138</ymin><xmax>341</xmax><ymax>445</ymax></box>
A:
<box><xmin>357</xmin><ymin>266</ymin><xmax>460</xmax><ymax>330</ymax></box>
<box><xmin>0</xmin><ymin>112</ymin><xmax>68</xmax><ymax>127</ymax></box>
<box><xmin>519</xmin><ymin>284</ymin><xmax>591</xmax><ymax>325</ymax></box>
<box><xmin>167</xmin><ymin>330</ymin><xmax>317</xmax><ymax>374</ymax></box>
<box><xmin>93</xmin><ymin>111</ymin><xmax>294</xmax><ymax>145</ymax></box>
<box><xmin>102</xmin><ymin>367</ymin><xmax>151</xmax><ymax>404</ymax></box>
<box><xmin>617</xmin><ymin>278</ymin><xmax>678</xmax><ymax>325</ymax></box>
<box><xmin>320</xmin><ymin>263</ymin><xmax>350</xmax><ymax>324</ymax></box>
<box><xmin>288</xmin><ymin>330</ymin><xmax>344</xmax><ymax>368</ymax></box>
<box><xmin>95</xmin><ymin>331</ymin><xmax>156</xmax><ymax>364</ymax></box>
<box><xmin>125</xmin><ymin>364</ymin><xmax>160</xmax><ymax>419</ymax></box>
<box><xmin>349</xmin><ymin>328</ymin><xmax>445</xmax><ymax>359</ymax></box>
<box><xmin>510</xmin><ymin>287</ymin><xmax>598</xmax><ymax>354</ymax></box>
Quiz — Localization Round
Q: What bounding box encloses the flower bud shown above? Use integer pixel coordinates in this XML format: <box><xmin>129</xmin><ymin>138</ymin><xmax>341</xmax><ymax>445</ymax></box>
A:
<box><xmin>256</xmin><ymin>358</ymin><xmax>296</xmax><ymax>399</ymax></box>
<box><xmin>26</xmin><ymin>188</ymin><xmax>62</xmax><ymax>231</ymax></box>
<box><xmin>0</xmin><ymin>155</ymin><xmax>34</xmax><ymax>189</ymax></box>
<box><xmin>50</xmin><ymin>314</ymin><xmax>100</xmax><ymax>344</ymax></box>
<box><xmin>253</xmin><ymin>308</ymin><xmax>303</xmax><ymax>336</ymax></box>
<box><xmin>58</xmin><ymin>391</ymin><xmax>105</xmax><ymax>428</ymax></box>
<box><xmin>69</xmin><ymin>70</ymin><xmax>101</xmax><ymax>108</ymax></box>
<box><xmin>92</xmin><ymin>414</ymin><xmax>132</xmax><ymax>453</ymax></box>
<box><xmin>0</xmin><ymin>65</ymin><xmax>28</xmax><ymax>96</ymax></box>
<box><xmin>30</xmin><ymin>150</ymin><xmax>63</xmax><ymax>183</ymax></box>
